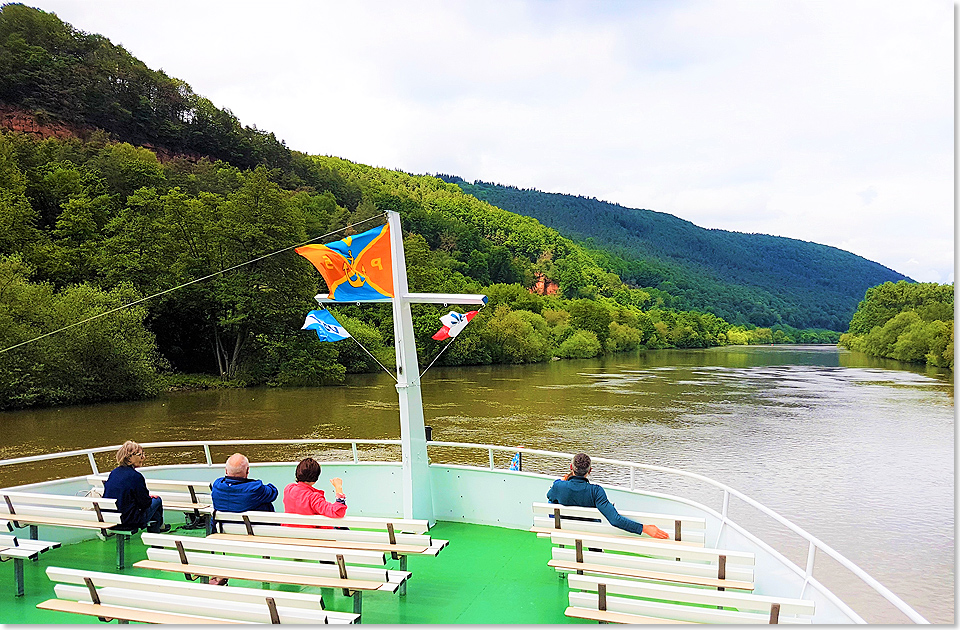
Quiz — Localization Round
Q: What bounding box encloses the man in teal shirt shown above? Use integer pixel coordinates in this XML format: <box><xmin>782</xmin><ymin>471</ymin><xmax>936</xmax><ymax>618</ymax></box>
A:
<box><xmin>547</xmin><ymin>453</ymin><xmax>669</xmax><ymax>539</ymax></box>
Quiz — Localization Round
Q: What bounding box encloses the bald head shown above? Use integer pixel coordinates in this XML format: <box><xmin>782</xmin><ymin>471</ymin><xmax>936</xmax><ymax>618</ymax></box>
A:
<box><xmin>225</xmin><ymin>453</ymin><xmax>249</xmax><ymax>477</ymax></box>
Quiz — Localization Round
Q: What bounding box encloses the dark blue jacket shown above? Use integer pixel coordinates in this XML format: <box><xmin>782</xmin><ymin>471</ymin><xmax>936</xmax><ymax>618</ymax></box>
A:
<box><xmin>211</xmin><ymin>476</ymin><xmax>278</xmax><ymax>512</ymax></box>
<box><xmin>103</xmin><ymin>465</ymin><xmax>151</xmax><ymax>526</ymax></box>
<box><xmin>547</xmin><ymin>475</ymin><xmax>644</xmax><ymax>535</ymax></box>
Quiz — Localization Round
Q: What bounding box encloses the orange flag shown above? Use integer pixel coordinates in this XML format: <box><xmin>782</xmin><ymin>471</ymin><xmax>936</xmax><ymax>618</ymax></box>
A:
<box><xmin>295</xmin><ymin>223</ymin><xmax>394</xmax><ymax>301</ymax></box>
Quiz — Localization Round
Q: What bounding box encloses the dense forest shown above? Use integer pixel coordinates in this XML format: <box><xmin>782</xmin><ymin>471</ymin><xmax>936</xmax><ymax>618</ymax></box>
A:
<box><xmin>0</xmin><ymin>4</ymin><xmax>889</xmax><ymax>412</ymax></box>
<box><xmin>448</xmin><ymin>178</ymin><xmax>910</xmax><ymax>331</ymax></box>
<box><xmin>839</xmin><ymin>281</ymin><xmax>953</xmax><ymax>370</ymax></box>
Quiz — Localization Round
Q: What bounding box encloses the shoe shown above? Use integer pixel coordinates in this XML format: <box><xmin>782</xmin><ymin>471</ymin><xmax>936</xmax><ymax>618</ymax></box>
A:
<box><xmin>159</xmin><ymin>524</ymin><xmax>171</xmax><ymax>533</ymax></box>
<box><xmin>209</xmin><ymin>577</ymin><xmax>228</xmax><ymax>586</ymax></box>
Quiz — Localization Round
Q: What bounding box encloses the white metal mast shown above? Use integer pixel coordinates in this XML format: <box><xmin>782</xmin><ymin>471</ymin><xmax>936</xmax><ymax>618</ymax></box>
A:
<box><xmin>316</xmin><ymin>210</ymin><xmax>486</xmax><ymax>524</ymax></box>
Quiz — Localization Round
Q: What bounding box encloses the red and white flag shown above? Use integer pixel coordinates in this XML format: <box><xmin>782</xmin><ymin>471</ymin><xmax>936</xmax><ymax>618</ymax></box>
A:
<box><xmin>432</xmin><ymin>310</ymin><xmax>478</xmax><ymax>340</ymax></box>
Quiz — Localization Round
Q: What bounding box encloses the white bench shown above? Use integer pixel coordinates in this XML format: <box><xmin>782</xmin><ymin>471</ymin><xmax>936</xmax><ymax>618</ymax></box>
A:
<box><xmin>40</xmin><ymin>566</ymin><xmax>359</xmax><ymax>624</ymax></box>
<box><xmin>532</xmin><ymin>502</ymin><xmax>707</xmax><ymax>545</ymax></box>
<box><xmin>137</xmin><ymin>532</ymin><xmax>410</xmax><ymax>618</ymax></box>
<box><xmin>1</xmin><ymin>534</ymin><xmax>60</xmax><ymax>596</ymax></box>
<box><xmin>565</xmin><ymin>573</ymin><xmax>815</xmax><ymax>624</ymax></box>
<box><xmin>0</xmin><ymin>490</ymin><xmax>135</xmax><ymax>569</ymax></box>
<box><xmin>548</xmin><ymin>531</ymin><xmax>755</xmax><ymax>591</ymax></box>
<box><xmin>87</xmin><ymin>475</ymin><xmax>214</xmax><ymax>532</ymax></box>
<box><xmin>211</xmin><ymin>510</ymin><xmax>448</xmax><ymax>595</ymax></box>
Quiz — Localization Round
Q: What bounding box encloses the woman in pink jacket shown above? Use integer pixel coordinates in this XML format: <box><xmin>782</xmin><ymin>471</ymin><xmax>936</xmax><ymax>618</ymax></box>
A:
<box><xmin>283</xmin><ymin>458</ymin><xmax>347</xmax><ymax>522</ymax></box>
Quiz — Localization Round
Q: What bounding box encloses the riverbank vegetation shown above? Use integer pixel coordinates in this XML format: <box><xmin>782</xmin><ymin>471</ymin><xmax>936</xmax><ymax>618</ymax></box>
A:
<box><xmin>839</xmin><ymin>281</ymin><xmax>953</xmax><ymax>370</ymax></box>
<box><xmin>0</xmin><ymin>5</ymin><xmax>848</xmax><ymax>409</ymax></box>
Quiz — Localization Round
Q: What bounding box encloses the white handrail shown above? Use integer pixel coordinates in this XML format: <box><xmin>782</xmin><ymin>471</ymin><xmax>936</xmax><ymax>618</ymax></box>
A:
<box><xmin>0</xmin><ymin>438</ymin><xmax>928</xmax><ymax>623</ymax></box>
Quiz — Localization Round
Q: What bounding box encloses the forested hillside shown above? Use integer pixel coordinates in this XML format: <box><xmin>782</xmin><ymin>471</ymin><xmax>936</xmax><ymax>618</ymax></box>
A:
<box><xmin>0</xmin><ymin>5</ymin><xmax>844</xmax><ymax>410</ymax></box>
<box><xmin>448</xmin><ymin>179</ymin><xmax>910</xmax><ymax>331</ymax></box>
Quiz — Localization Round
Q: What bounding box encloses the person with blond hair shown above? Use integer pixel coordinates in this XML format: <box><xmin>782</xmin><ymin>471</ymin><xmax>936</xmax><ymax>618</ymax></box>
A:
<box><xmin>547</xmin><ymin>453</ymin><xmax>669</xmax><ymax>539</ymax></box>
<box><xmin>102</xmin><ymin>440</ymin><xmax>169</xmax><ymax>533</ymax></box>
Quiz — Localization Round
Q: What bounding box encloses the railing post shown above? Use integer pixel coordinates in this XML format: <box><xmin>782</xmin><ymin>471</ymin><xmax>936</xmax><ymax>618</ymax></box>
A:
<box><xmin>629</xmin><ymin>466</ymin><xmax>635</xmax><ymax>491</ymax></box>
<box><xmin>87</xmin><ymin>452</ymin><xmax>99</xmax><ymax>475</ymax></box>
<box><xmin>805</xmin><ymin>540</ymin><xmax>817</xmax><ymax>578</ymax></box>
<box><xmin>352</xmin><ymin>442</ymin><xmax>359</xmax><ymax>464</ymax></box>
<box><xmin>488</xmin><ymin>449</ymin><xmax>495</xmax><ymax>470</ymax></box>
<box><xmin>721</xmin><ymin>489</ymin><xmax>730</xmax><ymax>520</ymax></box>
<box><xmin>203</xmin><ymin>444</ymin><xmax>212</xmax><ymax>466</ymax></box>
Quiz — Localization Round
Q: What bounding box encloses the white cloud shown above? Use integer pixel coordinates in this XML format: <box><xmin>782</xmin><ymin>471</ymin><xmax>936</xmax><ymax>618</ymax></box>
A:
<box><xmin>29</xmin><ymin>0</ymin><xmax>954</xmax><ymax>283</ymax></box>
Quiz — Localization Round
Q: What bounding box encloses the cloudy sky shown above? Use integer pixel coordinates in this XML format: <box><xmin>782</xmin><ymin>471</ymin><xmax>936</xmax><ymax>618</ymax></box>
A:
<box><xmin>29</xmin><ymin>0</ymin><xmax>954</xmax><ymax>283</ymax></box>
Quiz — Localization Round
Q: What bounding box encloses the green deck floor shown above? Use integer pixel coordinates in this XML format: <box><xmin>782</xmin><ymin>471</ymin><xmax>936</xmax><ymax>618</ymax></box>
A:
<box><xmin>1</xmin><ymin>521</ymin><xmax>585</xmax><ymax>624</ymax></box>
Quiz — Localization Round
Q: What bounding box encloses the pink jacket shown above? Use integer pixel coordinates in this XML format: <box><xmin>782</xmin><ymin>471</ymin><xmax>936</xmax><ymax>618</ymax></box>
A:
<box><xmin>283</xmin><ymin>482</ymin><xmax>347</xmax><ymax>522</ymax></box>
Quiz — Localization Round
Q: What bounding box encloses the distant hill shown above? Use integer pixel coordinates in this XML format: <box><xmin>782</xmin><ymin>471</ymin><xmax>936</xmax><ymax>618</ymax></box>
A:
<box><xmin>444</xmin><ymin>178</ymin><xmax>910</xmax><ymax>331</ymax></box>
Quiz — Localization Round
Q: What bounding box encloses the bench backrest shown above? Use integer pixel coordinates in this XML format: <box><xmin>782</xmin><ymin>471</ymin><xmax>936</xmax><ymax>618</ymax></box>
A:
<box><xmin>214</xmin><ymin>509</ymin><xmax>429</xmax><ymax>533</ymax></box>
<box><xmin>88</xmin><ymin>476</ymin><xmax>212</xmax><ymax>508</ymax></box>
<box><xmin>214</xmin><ymin>511</ymin><xmax>433</xmax><ymax>545</ymax></box>
<box><xmin>141</xmin><ymin>532</ymin><xmax>386</xmax><ymax>565</ymax></box>
<box><xmin>45</xmin><ymin>567</ymin><xmax>356</xmax><ymax>624</ymax></box>
<box><xmin>46</xmin><ymin>566</ymin><xmax>353</xmax><ymax>614</ymax></box>
<box><xmin>568</xmin><ymin>574</ymin><xmax>815</xmax><ymax>616</ymax></box>
<box><xmin>533</xmin><ymin>502</ymin><xmax>706</xmax><ymax>543</ymax></box>
<box><xmin>551</xmin><ymin>531</ymin><xmax>754</xmax><ymax>566</ymax></box>
<box><xmin>0</xmin><ymin>491</ymin><xmax>121</xmax><ymax>524</ymax></box>
<box><xmin>551</xmin><ymin>545</ymin><xmax>754</xmax><ymax>583</ymax></box>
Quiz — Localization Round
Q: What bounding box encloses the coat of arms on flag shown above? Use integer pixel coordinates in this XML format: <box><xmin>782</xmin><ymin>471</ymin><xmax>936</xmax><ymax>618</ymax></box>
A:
<box><xmin>295</xmin><ymin>224</ymin><xmax>394</xmax><ymax>301</ymax></box>
<box><xmin>432</xmin><ymin>310</ymin><xmax>478</xmax><ymax>340</ymax></box>
<box><xmin>302</xmin><ymin>310</ymin><xmax>352</xmax><ymax>342</ymax></box>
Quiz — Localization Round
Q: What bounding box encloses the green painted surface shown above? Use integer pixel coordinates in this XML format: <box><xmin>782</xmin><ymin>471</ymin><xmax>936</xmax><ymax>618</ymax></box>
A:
<box><xmin>0</xmin><ymin>521</ymin><xmax>584</xmax><ymax>625</ymax></box>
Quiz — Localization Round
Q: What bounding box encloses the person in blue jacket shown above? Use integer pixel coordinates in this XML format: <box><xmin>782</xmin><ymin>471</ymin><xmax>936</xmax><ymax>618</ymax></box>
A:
<box><xmin>547</xmin><ymin>452</ymin><xmax>669</xmax><ymax>539</ymax></box>
<box><xmin>211</xmin><ymin>453</ymin><xmax>278</xmax><ymax>513</ymax></box>
<box><xmin>103</xmin><ymin>440</ymin><xmax>169</xmax><ymax>533</ymax></box>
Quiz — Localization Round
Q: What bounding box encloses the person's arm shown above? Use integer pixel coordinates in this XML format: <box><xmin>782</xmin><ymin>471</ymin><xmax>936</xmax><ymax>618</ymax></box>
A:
<box><xmin>309</xmin><ymin>486</ymin><xmax>346</xmax><ymax>518</ymax></box>
<box><xmin>591</xmin><ymin>485</ymin><xmax>645</xmax><ymax>535</ymax></box>
<box><xmin>132</xmin><ymin>471</ymin><xmax>152</xmax><ymax>510</ymax></box>
<box><xmin>546</xmin><ymin>479</ymin><xmax>561</xmax><ymax>503</ymax></box>
<box><xmin>258</xmin><ymin>481</ymin><xmax>279</xmax><ymax>504</ymax></box>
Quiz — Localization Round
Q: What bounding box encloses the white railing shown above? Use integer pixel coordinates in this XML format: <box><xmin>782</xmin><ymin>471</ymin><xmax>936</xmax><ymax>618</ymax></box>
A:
<box><xmin>0</xmin><ymin>438</ymin><xmax>929</xmax><ymax>624</ymax></box>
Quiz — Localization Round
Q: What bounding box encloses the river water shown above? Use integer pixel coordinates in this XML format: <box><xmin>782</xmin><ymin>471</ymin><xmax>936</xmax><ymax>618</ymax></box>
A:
<box><xmin>0</xmin><ymin>345</ymin><xmax>953</xmax><ymax>623</ymax></box>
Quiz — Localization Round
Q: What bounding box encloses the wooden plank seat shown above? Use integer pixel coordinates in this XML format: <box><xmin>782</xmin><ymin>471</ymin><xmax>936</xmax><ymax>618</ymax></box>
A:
<box><xmin>88</xmin><ymin>475</ymin><xmax>214</xmax><ymax>531</ymax></box>
<box><xmin>531</xmin><ymin>502</ymin><xmax>707</xmax><ymax>546</ymax></box>
<box><xmin>40</xmin><ymin>566</ymin><xmax>359</xmax><ymax>624</ymax></box>
<box><xmin>565</xmin><ymin>574</ymin><xmax>815</xmax><ymax>624</ymax></box>
<box><xmin>548</xmin><ymin>531</ymin><xmax>755</xmax><ymax>591</ymax></box>
<box><xmin>211</xmin><ymin>510</ymin><xmax>448</xmax><ymax>595</ymax></box>
<box><xmin>138</xmin><ymin>532</ymin><xmax>410</xmax><ymax>618</ymax></box>
<box><xmin>0</xmin><ymin>490</ymin><xmax>134</xmax><ymax>570</ymax></box>
<box><xmin>1</xmin><ymin>534</ymin><xmax>60</xmax><ymax>596</ymax></box>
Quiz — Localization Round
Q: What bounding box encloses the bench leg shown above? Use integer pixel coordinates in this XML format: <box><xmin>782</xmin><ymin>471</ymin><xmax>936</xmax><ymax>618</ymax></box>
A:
<box><xmin>352</xmin><ymin>591</ymin><xmax>362</xmax><ymax>619</ymax></box>
<box><xmin>29</xmin><ymin>525</ymin><xmax>38</xmax><ymax>540</ymax></box>
<box><xmin>116</xmin><ymin>534</ymin><xmax>127</xmax><ymax>570</ymax></box>
<box><xmin>14</xmin><ymin>557</ymin><xmax>24</xmax><ymax>597</ymax></box>
<box><xmin>399</xmin><ymin>555</ymin><xmax>408</xmax><ymax>597</ymax></box>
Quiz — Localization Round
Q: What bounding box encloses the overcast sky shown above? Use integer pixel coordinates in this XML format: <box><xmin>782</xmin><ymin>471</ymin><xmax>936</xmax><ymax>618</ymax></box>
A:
<box><xmin>28</xmin><ymin>0</ymin><xmax>955</xmax><ymax>283</ymax></box>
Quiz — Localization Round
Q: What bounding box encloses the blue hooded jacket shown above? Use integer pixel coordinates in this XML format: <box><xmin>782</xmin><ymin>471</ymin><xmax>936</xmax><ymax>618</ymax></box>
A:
<box><xmin>211</xmin><ymin>476</ymin><xmax>278</xmax><ymax>512</ymax></box>
<box><xmin>546</xmin><ymin>475</ymin><xmax>644</xmax><ymax>535</ymax></box>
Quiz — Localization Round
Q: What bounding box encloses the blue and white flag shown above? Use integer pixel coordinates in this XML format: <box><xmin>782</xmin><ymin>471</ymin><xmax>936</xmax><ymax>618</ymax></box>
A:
<box><xmin>509</xmin><ymin>452</ymin><xmax>521</xmax><ymax>471</ymax></box>
<box><xmin>302</xmin><ymin>310</ymin><xmax>351</xmax><ymax>342</ymax></box>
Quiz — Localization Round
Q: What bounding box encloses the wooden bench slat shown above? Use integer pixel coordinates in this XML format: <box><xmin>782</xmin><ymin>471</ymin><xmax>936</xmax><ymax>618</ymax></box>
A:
<box><xmin>215</xmin><ymin>510</ymin><xmax>429</xmax><ymax>533</ymax></box>
<box><xmin>208</xmin><ymin>532</ymin><xmax>432</xmax><ymax>555</ymax></box>
<box><xmin>569</xmin><ymin>592</ymin><xmax>809</xmax><ymax>624</ymax></box>
<box><xmin>0</xmin><ymin>547</ymin><xmax>40</xmax><ymax>560</ymax></box>
<box><xmin>142</xmin><ymin>532</ymin><xmax>386</xmax><ymax>565</ymax></box>
<box><xmin>54</xmin><ymin>584</ymin><xmax>355</xmax><ymax>624</ymax></box>
<box><xmin>0</xmin><ymin>491</ymin><xmax>118</xmax><ymax>510</ymax></box>
<box><xmin>3</xmin><ymin>514</ymin><xmax>122</xmax><ymax>529</ymax></box>
<box><xmin>134</xmin><ymin>559</ymin><xmax>394</xmax><ymax>592</ymax></box>
<box><xmin>551</xmin><ymin>531</ymin><xmax>754</xmax><ymax>565</ymax></box>
<box><xmin>531</xmin><ymin>524</ymin><xmax>704</xmax><ymax>547</ymax></box>
<box><xmin>533</xmin><ymin>502</ymin><xmax>706</xmax><ymax>529</ymax></box>
<box><xmin>217</xmin><ymin>520</ymin><xmax>431</xmax><ymax>545</ymax></box>
<box><xmin>564</xmin><ymin>605</ymin><xmax>692</xmax><ymax>624</ymax></box>
<box><xmin>548</xmin><ymin>559</ymin><xmax>755</xmax><ymax>591</ymax></box>
<box><xmin>553</xmin><ymin>547</ymin><xmax>754</xmax><ymax>583</ymax></box>
<box><xmin>45</xmin><ymin>567</ymin><xmax>354</xmax><ymax>619</ymax></box>
<box><xmin>568</xmin><ymin>574</ymin><xmax>815</xmax><ymax>615</ymax></box>
<box><xmin>37</xmin><ymin>598</ymin><xmax>249</xmax><ymax>624</ymax></box>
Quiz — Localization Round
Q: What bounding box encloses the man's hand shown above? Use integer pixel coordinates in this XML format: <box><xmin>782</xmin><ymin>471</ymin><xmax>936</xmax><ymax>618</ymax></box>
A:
<box><xmin>330</xmin><ymin>478</ymin><xmax>344</xmax><ymax>494</ymax></box>
<box><xmin>643</xmin><ymin>523</ymin><xmax>670</xmax><ymax>539</ymax></box>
